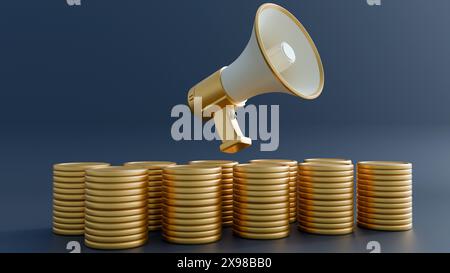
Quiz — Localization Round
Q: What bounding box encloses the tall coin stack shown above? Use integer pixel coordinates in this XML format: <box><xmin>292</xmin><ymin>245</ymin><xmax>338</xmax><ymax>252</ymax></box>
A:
<box><xmin>84</xmin><ymin>166</ymin><xmax>149</xmax><ymax>250</ymax></box>
<box><xmin>250</xmin><ymin>159</ymin><xmax>298</xmax><ymax>223</ymax></box>
<box><xmin>162</xmin><ymin>165</ymin><xmax>222</xmax><ymax>244</ymax></box>
<box><xmin>297</xmin><ymin>162</ymin><xmax>355</xmax><ymax>235</ymax></box>
<box><xmin>357</xmin><ymin>161</ymin><xmax>413</xmax><ymax>231</ymax></box>
<box><xmin>233</xmin><ymin>164</ymin><xmax>290</xmax><ymax>240</ymax></box>
<box><xmin>53</xmin><ymin>162</ymin><xmax>110</xmax><ymax>236</ymax></box>
<box><xmin>124</xmin><ymin>161</ymin><xmax>177</xmax><ymax>231</ymax></box>
<box><xmin>189</xmin><ymin>160</ymin><xmax>239</xmax><ymax>226</ymax></box>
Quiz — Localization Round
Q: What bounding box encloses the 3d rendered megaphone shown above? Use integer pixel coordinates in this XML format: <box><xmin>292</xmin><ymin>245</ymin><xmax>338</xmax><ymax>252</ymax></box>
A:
<box><xmin>187</xmin><ymin>3</ymin><xmax>324</xmax><ymax>153</ymax></box>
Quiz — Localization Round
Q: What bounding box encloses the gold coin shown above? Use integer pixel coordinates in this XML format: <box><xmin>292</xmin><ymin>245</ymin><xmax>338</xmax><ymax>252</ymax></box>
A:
<box><xmin>147</xmin><ymin>170</ymin><xmax>163</xmax><ymax>176</ymax></box>
<box><xmin>163</xmin><ymin>210</ymin><xmax>221</xmax><ymax>219</ymax></box>
<box><xmin>233</xmin><ymin>219</ymin><xmax>289</xmax><ymax>228</ymax></box>
<box><xmin>148</xmin><ymin>219</ymin><xmax>162</xmax><ymax>225</ymax></box>
<box><xmin>222</xmin><ymin>199</ymin><xmax>233</xmax><ymax>206</ymax></box>
<box><xmin>222</xmin><ymin>217</ymin><xmax>233</xmax><ymax>222</ymax></box>
<box><xmin>85</xmin><ymin>213</ymin><xmax>147</xmax><ymax>223</ymax></box>
<box><xmin>85</xmin><ymin>200</ymin><xmax>147</xmax><ymax>210</ymax></box>
<box><xmin>358</xmin><ymin>174</ymin><xmax>412</xmax><ymax>181</ymax></box>
<box><xmin>357</xmin><ymin>195</ymin><xmax>412</xmax><ymax>204</ymax></box>
<box><xmin>298</xmin><ymin>181</ymin><xmax>353</xmax><ymax>189</ymax></box>
<box><xmin>85</xmin><ymin>194</ymin><xmax>147</xmax><ymax>203</ymax></box>
<box><xmin>233</xmin><ymin>230</ymin><xmax>289</xmax><ymax>240</ymax></box>
<box><xmin>85</xmin><ymin>232</ymin><xmax>147</xmax><ymax>244</ymax></box>
<box><xmin>233</xmin><ymin>212</ymin><xmax>288</xmax><ymax>222</ymax></box>
<box><xmin>298</xmin><ymin>186</ymin><xmax>353</xmax><ymax>194</ymax></box>
<box><xmin>357</xmin><ymin>211</ymin><xmax>412</xmax><ymax>220</ymax></box>
<box><xmin>221</xmin><ymin>195</ymin><xmax>233</xmax><ymax>201</ymax></box>
<box><xmin>163</xmin><ymin>165</ymin><xmax>221</xmax><ymax>175</ymax></box>
<box><xmin>233</xmin><ymin>177</ymin><xmax>289</xmax><ymax>185</ymax></box>
<box><xmin>162</xmin><ymin>185</ymin><xmax>221</xmax><ymax>194</ymax></box>
<box><xmin>53</xmin><ymin>222</ymin><xmax>84</xmax><ymax>230</ymax></box>
<box><xmin>299</xmin><ymin>220</ymin><xmax>354</xmax><ymax>229</ymax></box>
<box><xmin>149</xmin><ymin>226</ymin><xmax>161</xmax><ymax>231</ymax></box>
<box><xmin>233</xmin><ymin>188</ymin><xmax>289</xmax><ymax>197</ymax></box>
<box><xmin>233</xmin><ymin>172</ymin><xmax>289</xmax><ymax>179</ymax></box>
<box><xmin>358</xmin><ymin>168</ymin><xmax>412</xmax><ymax>175</ymax></box>
<box><xmin>162</xmin><ymin>173</ymin><xmax>222</xmax><ymax>181</ymax></box>
<box><xmin>357</xmin><ymin>179</ymin><xmax>412</xmax><ymax>187</ymax></box>
<box><xmin>357</xmin><ymin>221</ymin><xmax>412</xmax><ymax>231</ymax></box>
<box><xmin>148</xmin><ymin>208</ymin><xmax>162</xmax><ymax>214</ymax></box>
<box><xmin>357</xmin><ymin>189</ymin><xmax>412</xmax><ymax>198</ymax></box>
<box><xmin>357</xmin><ymin>200</ymin><xmax>412</xmax><ymax>209</ymax></box>
<box><xmin>53</xmin><ymin>182</ymin><xmax>84</xmax><ymax>189</ymax></box>
<box><xmin>53</xmin><ymin>216</ymin><xmax>84</xmax><ymax>224</ymax></box>
<box><xmin>234</xmin><ymin>194</ymin><xmax>288</xmax><ymax>203</ymax></box>
<box><xmin>162</xmin><ymin>179</ymin><xmax>221</xmax><ymax>188</ymax></box>
<box><xmin>86</xmin><ymin>166</ymin><xmax>148</xmax><ymax>177</ymax></box>
<box><xmin>222</xmin><ymin>188</ymin><xmax>233</xmax><ymax>195</ymax></box>
<box><xmin>222</xmin><ymin>204</ymin><xmax>233</xmax><ymax>210</ymax></box>
<box><xmin>297</xmin><ymin>224</ymin><xmax>353</xmax><ymax>235</ymax></box>
<box><xmin>147</xmin><ymin>191</ymin><xmax>162</xmax><ymax>198</ymax></box>
<box><xmin>234</xmin><ymin>207</ymin><xmax>289</xmax><ymax>216</ymax></box>
<box><xmin>148</xmin><ymin>197</ymin><xmax>163</xmax><ymax>204</ymax></box>
<box><xmin>54</xmin><ymin>162</ymin><xmax>110</xmax><ymax>172</ymax></box>
<box><xmin>53</xmin><ymin>227</ymin><xmax>84</xmax><ymax>236</ymax></box>
<box><xmin>53</xmin><ymin>210</ymin><xmax>84</xmax><ymax>218</ymax></box>
<box><xmin>235</xmin><ymin>163</ymin><xmax>290</xmax><ymax>173</ymax></box>
<box><xmin>85</xmin><ymin>219</ymin><xmax>147</xmax><ymax>230</ymax></box>
<box><xmin>84</xmin><ymin>238</ymin><xmax>147</xmax><ymax>250</ymax></box>
<box><xmin>163</xmin><ymin>191</ymin><xmax>221</xmax><ymax>200</ymax></box>
<box><xmin>297</xmin><ymin>203</ymin><xmax>353</xmax><ymax>212</ymax></box>
<box><xmin>299</xmin><ymin>170</ymin><xmax>354</xmax><ymax>177</ymax></box>
<box><xmin>148</xmin><ymin>203</ymin><xmax>162</xmax><ymax>209</ymax></box>
<box><xmin>148</xmin><ymin>214</ymin><xmax>163</xmax><ymax>220</ymax></box>
<box><xmin>148</xmin><ymin>185</ymin><xmax>163</xmax><ymax>192</ymax></box>
<box><xmin>297</xmin><ymin>192</ymin><xmax>353</xmax><ymax>201</ymax></box>
<box><xmin>163</xmin><ymin>234</ymin><xmax>221</xmax><ymax>244</ymax></box>
<box><xmin>163</xmin><ymin>229</ymin><xmax>221</xmax><ymax>238</ymax></box>
<box><xmin>298</xmin><ymin>197</ymin><xmax>353</xmax><ymax>207</ymax></box>
<box><xmin>85</xmin><ymin>188</ymin><xmax>147</xmax><ymax>197</ymax></box>
<box><xmin>84</xmin><ymin>226</ymin><xmax>147</xmax><ymax>237</ymax></box>
<box><xmin>163</xmin><ymin>198</ymin><xmax>220</xmax><ymax>207</ymax></box>
<box><xmin>189</xmin><ymin>160</ymin><xmax>238</xmax><ymax>168</ymax></box>
<box><xmin>53</xmin><ymin>170</ymin><xmax>85</xmax><ymax>177</ymax></box>
<box><xmin>250</xmin><ymin>159</ymin><xmax>297</xmax><ymax>166</ymax></box>
<box><xmin>298</xmin><ymin>175</ymin><xmax>354</xmax><ymax>183</ymax></box>
<box><xmin>222</xmin><ymin>173</ymin><xmax>234</xmax><ymax>179</ymax></box>
<box><xmin>124</xmin><ymin>161</ymin><xmax>176</xmax><ymax>170</ymax></box>
<box><xmin>357</xmin><ymin>161</ymin><xmax>412</xmax><ymax>170</ymax></box>
<box><xmin>53</xmin><ymin>199</ymin><xmax>84</xmax><ymax>207</ymax></box>
<box><xmin>222</xmin><ymin>210</ymin><xmax>233</xmax><ymax>217</ymax></box>
<box><xmin>162</xmin><ymin>222</ymin><xmax>221</xmax><ymax>232</ymax></box>
<box><xmin>233</xmin><ymin>200</ymin><xmax>288</xmax><ymax>210</ymax></box>
<box><xmin>53</xmin><ymin>176</ymin><xmax>85</xmax><ymax>183</ymax></box>
<box><xmin>304</xmin><ymin>158</ymin><xmax>352</xmax><ymax>165</ymax></box>
<box><xmin>86</xmin><ymin>175</ymin><xmax>148</xmax><ymax>183</ymax></box>
<box><xmin>53</xmin><ymin>193</ymin><xmax>84</xmax><ymax>201</ymax></box>
<box><xmin>298</xmin><ymin>208</ymin><xmax>353</xmax><ymax>218</ymax></box>
<box><xmin>222</xmin><ymin>183</ymin><xmax>233</xmax><ymax>189</ymax></box>
<box><xmin>357</xmin><ymin>205</ymin><xmax>412</xmax><ymax>215</ymax></box>
<box><xmin>162</xmin><ymin>204</ymin><xmax>222</xmax><ymax>213</ymax></box>
<box><xmin>53</xmin><ymin>206</ymin><xmax>84</xmax><ymax>214</ymax></box>
<box><xmin>357</xmin><ymin>184</ymin><xmax>412</xmax><ymax>192</ymax></box>
<box><xmin>162</xmin><ymin>216</ymin><xmax>221</xmax><ymax>226</ymax></box>
<box><xmin>85</xmin><ymin>181</ymin><xmax>147</xmax><ymax>190</ymax></box>
<box><xmin>298</xmin><ymin>215</ymin><xmax>353</xmax><ymax>224</ymax></box>
<box><xmin>299</xmin><ymin>162</ymin><xmax>354</xmax><ymax>172</ymax></box>
<box><xmin>233</xmin><ymin>225</ymin><xmax>289</xmax><ymax>234</ymax></box>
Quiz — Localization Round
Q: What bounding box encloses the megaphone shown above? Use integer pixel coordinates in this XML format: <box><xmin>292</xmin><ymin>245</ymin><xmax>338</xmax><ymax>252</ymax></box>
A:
<box><xmin>187</xmin><ymin>3</ymin><xmax>324</xmax><ymax>153</ymax></box>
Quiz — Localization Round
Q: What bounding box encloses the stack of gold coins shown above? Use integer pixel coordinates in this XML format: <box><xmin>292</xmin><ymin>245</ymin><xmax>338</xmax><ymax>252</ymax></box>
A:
<box><xmin>124</xmin><ymin>161</ymin><xmax>177</xmax><ymax>231</ymax></box>
<box><xmin>250</xmin><ymin>159</ymin><xmax>298</xmax><ymax>223</ymax></box>
<box><xmin>53</xmin><ymin>162</ymin><xmax>110</xmax><ymax>236</ymax></box>
<box><xmin>304</xmin><ymin>158</ymin><xmax>352</xmax><ymax>165</ymax></box>
<box><xmin>233</xmin><ymin>164</ymin><xmax>290</xmax><ymax>240</ymax></box>
<box><xmin>297</xmin><ymin>162</ymin><xmax>355</xmax><ymax>235</ymax></box>
<box><xmin>84</xmin><ymin>166</ymin><xmax>149</xmax><ymax>250</ymax></box>
<box><xmin>357</xmin><ymin>161</ymin><xmax>413</xmax><ymax>231</ymax></box>
<box><xmin>162</xmin><ymin>165</ymin><xmax>222</xmax><ymax>244</ymax></box>
<box><xmin>189</xmin><ymin>160</ymin><xmax>239</xmax><ymax>226</ymax></box>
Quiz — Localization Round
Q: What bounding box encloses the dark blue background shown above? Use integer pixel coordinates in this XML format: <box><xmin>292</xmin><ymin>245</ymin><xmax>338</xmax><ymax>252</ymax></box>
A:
<box><xmin>0</xmin><ymin>0</ymin><xmax>449</xmax><ymax>252</ymax></box>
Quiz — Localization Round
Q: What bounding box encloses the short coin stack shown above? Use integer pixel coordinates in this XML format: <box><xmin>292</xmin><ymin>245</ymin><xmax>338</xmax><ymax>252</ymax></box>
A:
<box><xmin>297</xmin><ymin>162</ymin><xmax>355</xmax><ymax>235</ymax></box>
<box><xmin>189</xmin><ymin>160</ymin><xmax>238</xmax><ymax>226</ymax></box>
<box><xmin>124</xmin><ymin>161</ymin><xmax>177</xmax><ymax>231</ymax></box>
<box><xmin>84</xmin><ymin>166</ymin><xmax>149</xmax><ymax>250</ymax></box>
<box><xmin>162</xmin><ymin>165</ymin><xmax>222</xmax><ymax>244</ymax></box>
<box><xmin>250</xmin><ymin>159</ymin><xmax>298</xmax><ymax>223</ymax></box>
<box><xmin>357</xmin><ymin>161</ymin><xmax>413</xmax><ymax>231</ymax></box>
<box><xmin>53</xmin><ymin>162</ymin><xmax>110</xmax><ymax>236</ymax></box>
<box><xmin>233</xmin><ymin>164</ymin><xmax>290</xmax><ymax>240</ymax></box>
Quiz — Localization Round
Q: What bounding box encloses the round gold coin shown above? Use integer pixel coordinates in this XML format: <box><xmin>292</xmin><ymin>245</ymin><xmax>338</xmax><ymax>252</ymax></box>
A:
<box><xmin>163</xmin><ymin>198</ymin><xmax>220</xmax><ymax>207</ymax></box>
<box><xmin>357</xmin><ymin>189</ymin><xmax>412</xmax><ymax>198</ymax></box>
<box><xmin>222</xmin><ymin>183</ymin><xmax>233</xmax><ymax>190</ymax></box>
<box><xmin>163</xmin><ymin>191</ymin><xmax>221</xmax><ymax>200</ymax></box>
<box><xmin>298</xmin><ymin>175</ymin><xmax>354</xmax><ymax>183</ymax></box>
<box><xmin>189</xmin><ymin>160</ymin><xmax>238</xmax><ymax>168</ymax></box>
<box><xmin>85</xmin><ymin>194</ymin><xmax>147</xmax><ymax>203</ymax></box>
<box><xmin>148</xmin><ymin>208</ymin><xmax>162</xmax><ymax>214</ymax></box>
<box><xmin>53</xmin><ymin>199</ymin><xmax>84</xmax><ymax>207</ymax></box>
<box><xmin>85</xmin><ymin>200</ymin><xmax>147</xmax><ymax>210</ymax></box>
<box><xmin>85</xmin><ymin>188</ymin><xmax>147</xmax><ymax>197</ymax></box>
<box><xmin>162</xmin><ymin>222</ymin><xmax>221</xmax><ymax>232</ymax></box>
<box><xmin>298</xmin><ymin>186</ymin><xmax>353</xmax><ymax>195</ymax></box>
<box><xmin>84</xmin><ymin>238</ymin><xmax>147</xmax><ymax>250</ymax></box>
<box><xmin>234</xmin><ymin>207</ymin><xmax>289</xmax><ymax>216</ymax></box>
<box><xmin>234</xmin><ymin>194</ymin><xmax>288</xmax><ymax>204</ymax></box>
<box><xmin>235</xmin><ymin>163</ymin><xmax>290</xmax><ymax>173</ymax></box>
<box><xmin>222</xmin><ymin>199</ymin><xmax>233</xmax><ymax>206</ymax></box>
<box><xmin>85</xmin><ymin>213</ymin><xmax>147</xmax><ymax>224</ymax></box>
<box><xmin>299</xmin><ymin>170</ymin><xmax>354</xmax><ymax>177</ymax></box>
<box><xmin>53</xmin><ymin>227</ymin><xmax>84</xmax><ymax>236</ymax></box>
<box><xmin>53</xmin><ymin>210</ymin><xmax>84</xmax><ymax>218</ymax></box>
<box><xmin>357</xmin><ymin>220</ymin><xmax>412</xmax><ymax>231</ymax></box>
<box><xmin>222</xmin><ymin>189</ymin><xmax>233</xmax><ymax>196</ymax></box>
<box><xmin>357</xmin><ymin>179</ymin><xmax>412</xmax><ymax>187</ymax></box>
<box><xmin>53</xmin><ymin>182</ymin><xmax>84</xmax><ymax>189</ymax></box>
<box><xmin>233</xmin><ymin>225</ymin><xmax>289</xmax><ymax>234</ymax></box>
<box><xmin>53</xmin><ymin>222</ymin><xmax>84</xmax><ymax>230</ymax></box>
<box><xmin>222</xmin><ymin>204</ymin><xmax>233</xmax><ymax>211</ymax></box>
<box><xmin>297</xmin><ymin>191</ymin><xmax>353</xmax><ymax>201</ymax></box>
<box><xmin>86</xmin><ymin>175</ymin><xmax>148</xmax><ymax>183</ymax></box>
<box><xmin>163</xmin><ymin>165</ymin><xmax>221</xmax><ymax>175</ymax></box>
<box><xmin>298</xmin><ymin>208</ymin><xmax>353</xmax><ymax>218</ymax></box>
<box><xmin>233</xmin><ymin>177</ymin><xmax>289</xmax><ymax>185</ymax></box>
<box><xmin>162</xmin><ymin>173</ymin><xmax>222</xmax><ymax>181</ymax></box>
<box><xmin>53</xmin><ymin>206</ymin><xmax>84</xmax><ymax>214</ymax></box>
<box><xmin>357</xmin><ymin>200</ymin><xmax>412</xmax><ymax>209</ymax></box>
<box><xmin>221</xmin><ymin>173</ymin><xmax>234</xmax><ymax>180</ymax></box>
<box><xmin>53</xmin><ymin>216</ymin><xmax>84</xmax><ymax>224</ymax></box>
<box><xmin>148</xmin><ymin>191</ymin><xmax>162</xmax><ymax>198</ymax></box>
<box><xmin>233</xmin><ymin>212</ymin><xmax>288</xmax><ymax>222</ymax></box>
<box><xmin>124</xmin><ymin>161</ymin><xmax>177</xmax><ymax>169</ymax></box>
<box><xmin>298</xmin><ymin>197</ymin><xmax>353</xmax><ymax>207</ymax></box>
<box><xmin>233</xmin><ymin>188</ymin><xmax>289</xmax><ymax>197</ymax></box>
<box><xmin>233</xmin><ymin>171</ymin><xmax>289</xmax><ymax>179</ymax></box>
<box><xmin>233</xmin><ymin>230</ymin><xmax>289</xmax><ymax>240</ymax></box>
<box><xmin>163</xmin><ymin>234</ymin><xmax>221</xmax><ymax>245</ymax></box>
<box><xmin>298</xmin><ymin>215</ymin><xmax>353</xmax><ymax>224</ymax></box>
<box><xmin>147</xmin><ymin>171</ymin><xmax>163</xmax><ymax>176</ymax></box>
<box><xmin>148</xmin><ymin>214</ymin><xmax>163</xmax><ymax>220</ymax></box>
<box><xmin>162</xmin><ymin>204</ymin><xmax>222</xmax><ymax>213</ymax></box>
<box><xmin>357</xmin><ymin>205</ymin><xmax>412</xmax><ymax>215</ymax></box>
<box><xmin>148</xmin><ymin>203</ymin><xmax>162</xmax><ymax>209</ymax></box>
<box><xmin>250</xmin><ymin>159</ymin><xmax>297</xmax><ymax>166</ymax></box>
<box><xmin>163</xmin><ymin>229</ymin><xmax>221</xmax><ymax>238</ymax></box>
<box><xmin>53</xmin><ymin>170</ymin><xmax>85</xmax><ymax>177</ymax></box>
<box><xmin>357</xmin><ymin>161</ymin><xmax>412</xmax><ymax>170</ymax></box>
<box><xmin>233</xmin><ymin>200</ymin><xmax>288</xmax><ymax>210</ymax></box>
<box><xmin>298</xmin><ymin>181</ymin><xmax>353</xmax><ymax>189</ymax></box>
<box><xmin>233</xmin><ymin>218</ymin><xmax>289</xmax><ymax>228</ymax></box>
<box><xmin>85</xmin><ymin>232</ymin><xmax>148</xmax><ymax>244</ymax></box>
<box><xmin>162</xmin><ymin>216</ymin><xmax>221</xmax><ymax>226</ymax></box>
<box><xmin>162</xmin><ymin>185</ymin><xmax>221</xmax><ymax>194</ymax></box>
<box><xmin>304</xmin><ymin>158</ymin><xmax>352</xmax><ymax>165</ymax></box>
<box><xmin>299</xmin><ymin>162</ymin><xmax>354</xmax><ymax>172</ymax></box>
<box><xmin>85</xmin><ymin>219</ymin><xmax>147</xmax><ymax>230</ymax></box>
<box><xmin>358</xmin><ymin>174</ymin><xmax>412</xmax><ymax>181</ymax></box>
<box><xmin>148</xmin><ymin>175</ymin><xmax>163</xmax><ymax>181</ymax></box>
<box><xmin>148</xmin><ymin>197</ymin><xmax>163</xmax><ymax>204</ymax></box>
<box><xmin>297</xmin><ymin>224</ymin><xmax>354</xmax><ymax>235</ymax></box>
<box><xmin>84</xmin><ymin>226</ymin><xmax>147</xmax><ymax>237</ymax></box>
<box><xmin>148</xmin><ymin>226</ymin><xmax>161</xmax><ymax>231</ymax></box>
<box><xmin>297</xmin><ymin>203</ymin><xmax>353</xmax><ymax>212</ymax></box>
<box><xmin>148</xmin><ymin>219</ymin><xmax>162</xmax><ymax>225</ymax></box>
<box><xmin>86</xmin><ymin>166</ymin><xmax>148</xmax><ymax>177</ymax></box>
<box><xmin>53</xmin><ymin>193</ymin><xmax>84</xmax><ymax>201</ymax></box>
<box><xmin>53</xmin><ymin>176</ymin><xmax>85</xmax><ymax>183</ymax></box>
<box><xmin>163</xmin><ymin>210</ymin><xmax>221</xmax><ymax>220</ymax></box>
<box><xmin>85</xmin><ymin>181</ymin><xmax>147</xmax><ymax>190</ymax></box>
<box><xmin>299</xmin><ymin>220</ymin><xmax>354</xmax><ymax>229</ymax></box>
<box><xmin>54</xmin><ymin>162</ymin><xmax>110</xmax><ymax>172</ymax></box>
<box><xmin>357</xmin><ymin>211</ymin><xmax>412</xmax><ymax>220</ymax></box>
<box><xmin>357</xmin><ymin>184</ymin><xmax>412</xmax><ymax>192</ymax></box>
<box><xmin>358</xmin><ymin>168</ymin><xmax>412</xmax><ymax>175</ymax></box>
<box><xmin>221</xmin><ymin>195</ymin><xmax>233</xmax><ymax>201</ymax></box>
<box><xmin>162</xmin><ymin>179</ymin><xmax>221</xmax><ymax>188</ymax></box>
<box><xmin>357</xmin><ymin>195</ymin><xmax>412</xmax><ymax>204</ymax></box>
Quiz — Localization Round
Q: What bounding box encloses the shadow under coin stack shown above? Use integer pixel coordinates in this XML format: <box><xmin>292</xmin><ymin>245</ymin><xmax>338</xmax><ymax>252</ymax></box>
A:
<box><xmin>124</xmin><ymin>161</ymin><xmax>177</xmax><ymax>231</ymax></box>
<box><xmin>84</xmin><ymin>166</ymin><xmax>149</xmax><ymax>250</ymax></box>
<box><xmin>357</xmin><ymin>161</ymin><xmax>413</xmax><ymax>231</ymax></box>
<box><xmin>189</xmin><ymin>160</ymin><xmax>239</xmax><ymax>227</ymax></box>
<box><xmin>297</xmin><ymin>162</ymin><xmax>355</xmax><ymax>235</ymax></box>
<box><xmin>162</xmin><ymin>165</ymin><xmax>222</xmax><ymax>244</ymax></box>
<box><xmin>233</xmin><ymin>164</ymin><xmax>290</xmax><ymax>240</ymax></box>
<box><xmin>53</xmin><ymin>162</ymin><xmax>110</xmax><ymax>236</ymax></box>
<box><xmin>250</xmin><ymin>159</ymin><xmax>298</xmax><ymax>223</ymax></box>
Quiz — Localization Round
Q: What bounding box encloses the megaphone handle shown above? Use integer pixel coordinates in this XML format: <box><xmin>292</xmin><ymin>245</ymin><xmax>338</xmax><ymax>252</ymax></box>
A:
<box><xmin>214</xmin><ymin>106</ymin><xmax>252</xmax><ymax>154</ymax></box>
